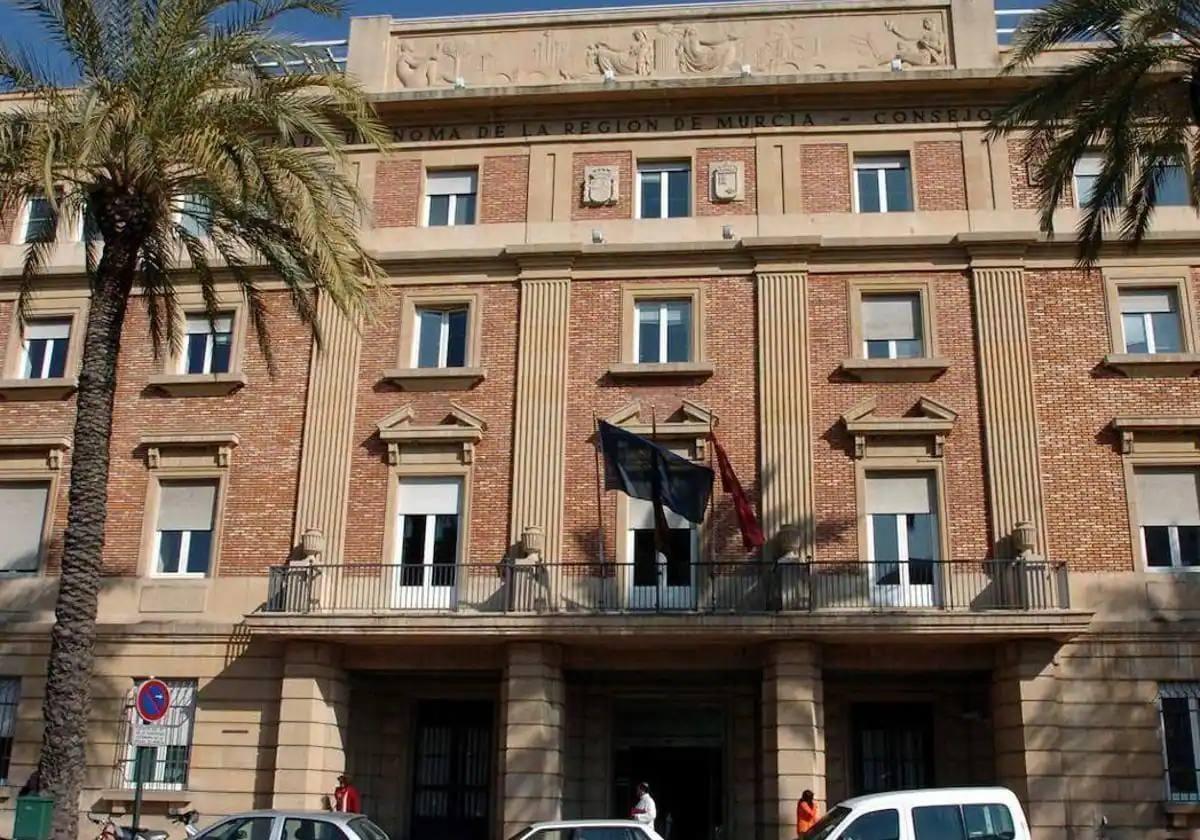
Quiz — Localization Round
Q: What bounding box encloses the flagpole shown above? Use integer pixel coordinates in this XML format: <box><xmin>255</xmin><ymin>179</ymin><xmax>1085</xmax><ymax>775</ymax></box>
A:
<box><xmin>707</xmin><ymin>412</ymin><xmax>715</xmax><ymax>565</ymax></box>
<box><xmin>592</xmin><ymin>412</ymin><xmax>606</xmax><ymax>567</ymax></box>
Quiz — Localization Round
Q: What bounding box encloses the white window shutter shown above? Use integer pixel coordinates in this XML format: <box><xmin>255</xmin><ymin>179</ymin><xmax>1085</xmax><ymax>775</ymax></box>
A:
<box><xmin>398</xmin><ymin>477</ymin><xmax>462</xmax><ymax>515</ymax></box>
<box><xmin>862</xmin><ymin>295</ymin><xmax>920</xmax><ymax>341</ymax></box>
<box><xmin>0</xmin><ymin>483</ymin><xmax>49</xmax><ymax>572</ymax></box>
<box><xmin>157</xmin><ymin>481</ymin><xmax>218</xmax><ymax>531</ymax></box>
<box><xmin>866</xmin><ymin>473</ymin><xmax>934</xmax><ymax>515</ymax></box>
<box><xmin>1136</xmin><ymin>468</ymin><xmax>1200</xmax><ymax>526</ymax></box>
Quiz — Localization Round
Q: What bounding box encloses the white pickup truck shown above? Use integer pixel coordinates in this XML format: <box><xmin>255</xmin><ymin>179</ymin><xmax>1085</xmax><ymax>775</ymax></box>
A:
<box><xmin>804</xmin><ymin>787</ymin><xmax>1030</xmax><ymax>840</ymax></box>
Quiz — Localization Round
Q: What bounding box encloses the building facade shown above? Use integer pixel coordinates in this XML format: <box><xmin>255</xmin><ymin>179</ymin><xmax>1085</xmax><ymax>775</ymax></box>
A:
<box><xmin>1</xmin><ymin>1</ymin><xmax>1199</xmax><ymax>838</ymax></box>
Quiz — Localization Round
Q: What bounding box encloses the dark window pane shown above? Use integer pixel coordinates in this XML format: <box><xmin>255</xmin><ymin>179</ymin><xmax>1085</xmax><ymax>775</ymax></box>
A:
<box><xmin>1151</xmin><ymin>312</ymin><xmax>1183</xmax><ymax>353</ymax></box>
<box><xmin>913</xmin><ymin>805</ymin><xmax>965</xmax><ymax>840</ymax></box>
<box><xmin>665</xmin><ymin>303</ymin><xmax>690</xmax><ymax>362</ymax></box>
<box><xmin>667</xmin><ymin>169</ymin><xmax>690</xmax><ymax>217</ymax></box>
<box><xmin>46</xmin><ymin>339</ymin><xmax>68</xmax><ymax>378</ymax></box>
<box><xmin>962</xmin><ymin>804</ymin><xmax>1016</xmax><ymax>840</ymax></box>
<box><xmin>83</xmin><ymin>205</ymin><xmax>101</xmax><ymax>242</ymax></box>
<box><xmin>666</xmin><ymin>529</ymin><xmax>691</xmax><ymax>587</ymax></box>
<box><xmin>417</xmin><ymin>310</ymin><xmax>443</xmax><ymax>368</ymax></box>
<box><xmin>180</xmin><ymin>196</ymin><xmax>213</xmax><ymax>237</ymax></box>
<box><xmin>210</xmin><ymin>333</ymin><xmax>232</xmax><ymax>374</ymax></box>
<box><xmin>446</xmin><ymin>309</ymin><xmax>468</xmax><ymax>368</ymax></box>
<box><xmin>638</xmin><ymin>308</ymin><xmax>660</xmax><ymax>364</ymax></box>
<box><xmin>158</xmin><ymin>530</ymin><xmax>183</xmax><ymax>574</ymax></box>
<box><xmin>203</xmin><ymin>817</ymin><xmax>275</xmax><ymax>840</ymax></box>
<box><xmin>865</xmin><ymin>339</ymin><xmax>891</xmax><ymax>359</ymax></box>
<box><xmin>1163</xmin><ymin>697</ymin><xmax>1198</xmax><ymax>795</ymax></box>
<box><xmin>893</xmin><ymin>338</ymin><xmax>924</xmax><ymax>359</ymax></box>
<box><xmin>885</xmin><ymin>166</ymin><xmax>913</xmax><ymax>211</ymax></box>
<box><xmin>640</xmin><ymin>171</ymin><xmax>662</xmax><ymax>218</ymax></box>
<box><xmin>872</xmin><ymin>515</ymin><xmax>900</xmax><ymax>585</ymax></box>
<box><xmin>842</xmin><ymin>809</ymin><xmax>900</xmax><ymax>840</ymax></box>
<box><xmin>1075</xmin><ymin>173</ymin><xmax>1099</xmax><ymax>206</ymax></box>
<box><xmin>186</xmin><ymin>530</ymin><xmax>212</xmax><ymax>574</ymax></box>
<box><xmin>283</xmin><ymin>820</ymin><xmax>347</xmax><ymax>840</ymax></box>
<box><xmin>163</xmin><ymin>745</ymin><xmax>189</xmax><ymax>784</ymax></box>
<box><xmin>633</xmin><ymin>529</ymin><xmax>657</xmax><ymax>586</ymax></box>
<box><xmin>1180</xmin><ymin>527</ymin><xmax>1200</xmax><ymax>568</ymax></box>
<box><xmin>857</xmin><ymin>170</ymin><xmax>881</xmax><ymax>213</ymax></box>
<box><xmin>1123</xmin><ymin>313</ymin><xmax>1149</xmax><ymax>353</ymax></box>
<box><xmin>427</xmin><ymin>195</ymin><xmax>450</xmax><ymax>226</ymax></box>
<box><xmin>24</xmin><ymin>339</ymin><xmax>47</xmax><ymax>379</ymax></box>
<box><xmin>133</xmin><ymin>746</ymin><xmax>157</xmax><ymax>782</ymax></box>
<box><xmin>1145</xmin><ymin>526</ymin><xmax>1173</xmax><ymax>567</ymax></box>
<box><xmin>1156</xmin><ymin>164</ymin><xmax>1190</xmax><ymax>206</ymax></box>
<box><xmin>401</xmin><ymin>515</ymin><xmax>427</xmax><ymax>586</ymax></box>
<box><xmin>431</xmin><ymin>514</ymin><xmax>458</xmax><ymax>587</ymax></box>
<box><xmin>186</xmin><ymin>333</ymin><xmax>209</xmax><ymax>374</ymax></box>
<box><xmin>25</xmin><ymin>198</ymin><xmax>55</xmax><ymax>243</ymax></box>
<box><xmin>454</xmin><ymin>193</ymin><xmax>476</xmax><ymax>225</ymax></box>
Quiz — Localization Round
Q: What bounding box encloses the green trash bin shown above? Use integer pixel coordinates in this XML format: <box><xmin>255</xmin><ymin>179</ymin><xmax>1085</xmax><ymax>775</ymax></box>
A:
<box><xmin>13</xmin><ymin>795</ymin><xmax>54</xmax><ymax>840</ymax></box>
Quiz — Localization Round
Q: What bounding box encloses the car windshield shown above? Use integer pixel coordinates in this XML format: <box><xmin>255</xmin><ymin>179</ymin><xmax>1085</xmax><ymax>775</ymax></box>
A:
<box><xmin>348</xmin><ymin>818</ymin><xmax>390</xmax><ymax>840</ymax></box>
<box><xmin>803</xmin><ymin>806</ymin><xmax>852</xmax><ymax>840</ymax></box>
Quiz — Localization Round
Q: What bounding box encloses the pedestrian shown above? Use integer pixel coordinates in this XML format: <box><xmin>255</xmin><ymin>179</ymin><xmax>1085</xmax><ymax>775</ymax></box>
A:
<box><xmin>796</xmin><ymin>789</ymin><xmax>818</xmax><ymax>838</ymax></box>
<box><xmin>333</xmin><ymin>774</ymin><xmax>361</xmax><ymax>813</ymax></box>
<box><xmin>630</xmin><ymin>782</ymin><xmax>657</xmax><ymax>828</ymax></box>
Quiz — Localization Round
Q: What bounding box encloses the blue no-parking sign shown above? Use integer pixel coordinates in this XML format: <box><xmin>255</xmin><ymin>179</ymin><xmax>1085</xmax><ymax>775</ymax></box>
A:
<box><xmin>135</xmin><ymin>678</ymin><xmax>171</xmax><ymax>723</ymax></box>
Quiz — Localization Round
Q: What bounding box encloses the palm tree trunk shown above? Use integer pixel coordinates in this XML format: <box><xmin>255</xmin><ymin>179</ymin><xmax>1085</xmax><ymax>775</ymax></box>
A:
<box><xmin>37</xmin><ymin>236</ymin><xmax>137</xmax><ymax>840</ymax></box>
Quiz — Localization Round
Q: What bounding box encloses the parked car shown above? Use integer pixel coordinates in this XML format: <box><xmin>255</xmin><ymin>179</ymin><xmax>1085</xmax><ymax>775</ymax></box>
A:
<box><xmin>190</xmin><ymin>811</ymin><xmax>390</xmax><ymax>840</ymax></box>
<box><xmin>803</xmin><ymin>787</ymin><xmax>1028</xmax><ymax>840</ymax></box>
<box><xmin>507</xmin><ymin>819</ymin><xmax>666</xmax><ymax>840</ymax></box>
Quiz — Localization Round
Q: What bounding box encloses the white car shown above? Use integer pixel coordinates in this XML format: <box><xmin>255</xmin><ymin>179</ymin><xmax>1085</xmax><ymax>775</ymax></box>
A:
<box><xmin>804</xmin><ymin>787</ymin><xmax>1029</xmax><ymax>840</ymax></box>
<box><xmin>507</xmin><ymin>819</ymin><xmax>666</xmax><ymax>840</ymax></box>
<box><xmin>190</xmin><ymin>811</ymin><xmax>391</xmax><ymax>840</ymax></box>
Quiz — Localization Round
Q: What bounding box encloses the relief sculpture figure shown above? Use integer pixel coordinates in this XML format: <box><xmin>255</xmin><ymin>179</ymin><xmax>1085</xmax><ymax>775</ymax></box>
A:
<box><xmin>885</xmin><ymin>17</ymin><xmax>946</xmax><ymax>66</ymax></box>
<box><xmin>396</xmin><ymin>40</ymin><xmax>462</xmax><ymax>87</ymax></box>
<box><xmin>676</xmin><ymin>26</ymin><xmax>739</xmax><ymax>73</ymax></box>
<box><xmin>588</xmin><ymin>30</ymin><xmax>653</xmax><ymax>77</ymax></box>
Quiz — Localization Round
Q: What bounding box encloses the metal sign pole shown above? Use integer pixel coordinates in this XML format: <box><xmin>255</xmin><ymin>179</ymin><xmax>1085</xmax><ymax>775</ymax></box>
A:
<box><xmin>131</xmin><ymin>751</ymin><xmax>144</xmax><ymax>840</ymax></box>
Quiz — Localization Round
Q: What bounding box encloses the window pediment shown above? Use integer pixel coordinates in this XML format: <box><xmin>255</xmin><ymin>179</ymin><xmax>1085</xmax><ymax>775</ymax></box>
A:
<box><xmin>841</xmin><ymin>395</ymin><xmax>957</xmax><ymax>458</ymax></box>
<box><xmin>603</xmin><ymin>398</ymin><xmax>715</xmax><ymax>458</ymax></box>
<box><xmin>138</xmin><ymin>432</ymin><xmax>239</xmax><ymax>469</ymax></box>
<box><xmin>1112</xmin><ymin>415</ymin><xmax>1200</xmax><ymax>455</ymax></box>
<box><xmin>0</xmin><ymin>434</ymin><xmax>72</xmax><ymax>470</ymax></box>
<box><xmin>377</xmin><ymin>402</ymin><xmax>486</xmax><ymax>465</ymax></box>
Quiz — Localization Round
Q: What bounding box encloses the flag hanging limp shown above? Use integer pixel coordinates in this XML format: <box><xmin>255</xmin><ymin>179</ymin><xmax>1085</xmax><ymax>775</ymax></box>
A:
<box><xmin>710</xmin><ymin>435</ymin><xmax>766</xmax><ymax>550</ymax></box>
<box><xmin>597</xmin><ymin>421</ymin><xmax>713</xmax><ymax>523</ymax></box>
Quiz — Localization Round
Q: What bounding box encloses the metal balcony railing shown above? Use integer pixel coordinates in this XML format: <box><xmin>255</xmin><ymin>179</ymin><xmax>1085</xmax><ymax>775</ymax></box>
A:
<box><xmin>263</xmin><ymin>559</ymin><xmax>1070</xmax><ymax>616</ymax></box>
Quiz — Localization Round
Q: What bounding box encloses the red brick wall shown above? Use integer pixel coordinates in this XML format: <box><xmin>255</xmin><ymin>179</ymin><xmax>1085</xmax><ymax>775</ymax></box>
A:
<box><xmin>808</xmin><ymin>272</ymin><xmax>991</xmax><ymax>562</ymax></box>
<box><xmin>561</xmin><ymin>276</ymin><xmax>759</xmax><ymax>564</ymax></box>
<box><xmin>480</xmin><ymin>155</ymin><xmax>530</xmax><ymax>224</ymax></box>
<box><xmin>914</xmin><ymin>140</ymin><xmax>967</xmax><ymax>211</ymax></box>
<box><xmin>800</xmin><ymin>144</ymin><xmax>851</xmax><ymax>213</ymax></box>
<box><xmin>1008</xmin><ymin>138</ymin><xmax>1074</xmax><ymax>210</ymax></box>
<box><xmin>571</xmin><ymin>151</ymin><xmax>633</xmax><ymax>221</ymax></box>
<box><xmin>343</xmin><ymin>284</ymin><xmax>518</xmax><ymax>565</ymax></box>
<box><xmin>373</xmin><ymin>159</ymin><xmax>422</xmax><ymax>228</ymax></box>
<box><xmin>696</xmin><ymin>147</ymin><xmax>757</xmax><ymax>216</ymax></box>
<box><xmin>1027</xmin><ymin>268</ymin><xmax>1200</xmax><ymax>572</ymax></box>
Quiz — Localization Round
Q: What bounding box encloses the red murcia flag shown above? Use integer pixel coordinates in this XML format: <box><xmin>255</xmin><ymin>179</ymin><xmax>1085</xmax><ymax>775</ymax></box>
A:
<box><xmin>710</xmin><ymin>435</ymin><xmax>766</xmax><ymax>551</ymax></box>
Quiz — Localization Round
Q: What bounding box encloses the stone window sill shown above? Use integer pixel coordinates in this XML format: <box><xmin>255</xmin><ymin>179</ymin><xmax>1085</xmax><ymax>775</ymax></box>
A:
<box><xmin>147</xmin><ymin>372</ymin><xmax>247</xmax><ymax>396</ymax></box>
<box><xmin>0</xmin><ymin>376</ymin><xmax>78</xmax><ymax>401</ymax></box>
<box><xmin>1165</xmin><ymin>801</ymin><xmax>1200</xmax><ymax>826</ymax></box>
<box><xmin>606</xmin><ymin>362</ymin><xmax>715</xmax><ymax>380</ymax></box>
<box><xmin>382</xmin><ymin>366</ymin><xmax>486</xmax><ymax>391</ymax></box>
<box><xmin>1104</xmin><ymin>353</ymin><xmax>1200</xmax><ymax>378</ymax></box>
<box><xmin>838</xmin><ymin>357</ymin><xmax>950</xmax><ymax>382</ymax></box>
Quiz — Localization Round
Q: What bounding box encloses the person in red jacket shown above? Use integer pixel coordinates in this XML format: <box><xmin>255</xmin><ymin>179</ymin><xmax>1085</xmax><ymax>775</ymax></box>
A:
<box><xmin>333</xmin><ymin>775</ymin><xmax>361</xmax><ymax>813</ymax></box>
<box><xmin>796</xmin><ymin>789</ymin><xmax>818</xmax><ymax>837</ymax></box>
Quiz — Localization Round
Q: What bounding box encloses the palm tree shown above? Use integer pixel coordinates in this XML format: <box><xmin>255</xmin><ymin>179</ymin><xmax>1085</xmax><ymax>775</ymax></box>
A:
<box><xmin>0</xmin><ymin>1</ymin><xmax>386</xmax><ymax>835</ymax></box>
<box><xmin>989</xmin><ymin>0</ymin><xmax>1199</xmax><ymax>260</ymax></box>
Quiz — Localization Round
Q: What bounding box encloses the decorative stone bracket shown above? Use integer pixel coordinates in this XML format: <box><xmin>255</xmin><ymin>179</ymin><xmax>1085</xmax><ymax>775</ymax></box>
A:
<box><xmin>376</xmin><ymin>402</ymin><xmax>487</xmax><ymax>465</ymax></box>
<box><xmin>841</xmin><ymin>395</ymin><xmax>958</xmax><ymax>459</ymax></box>
<box><xmin>602</xmin><ymin>398</ymin><xmax>717</xmax><ymax>459</ymax></box>
<box><xmin>1111</xmin><ymin>415</ymin><xmax>1200</xmax><ymax>455</ymax></box>
<box><xmin>139</xmin><ymin>431</ymin><xmax>239</xmax><ymax>469</ymax></box>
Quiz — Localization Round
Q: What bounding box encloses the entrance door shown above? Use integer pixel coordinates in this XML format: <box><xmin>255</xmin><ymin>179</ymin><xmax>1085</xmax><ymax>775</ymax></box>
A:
<box><xmin>626</xmin><ymin>498</ymin><xmax>697</xmax><ymax>610</ymax></box>
<box><xmin>410</xmin><ymin>701</ymin><xmax>492</xmax><ymax>840</ymax></box>
<box><xmin>851</xmin><ymin>703</ymin><xmax>934</xmax><ymax>795</ymax></box>
<box><xmin>613</xmin><ymin>746</ymin><xmax>722</xmax><ymax>840</ymax></box>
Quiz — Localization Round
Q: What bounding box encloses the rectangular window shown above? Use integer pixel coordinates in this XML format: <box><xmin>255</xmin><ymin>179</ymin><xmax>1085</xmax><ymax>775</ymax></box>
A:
<box><xmin>854</xmin><ymin>154</ymin><xmax>913</xmax><ymax>213</ymax></box>
<box><xmin>396</xmin><ymin>478</ymin><xmax>461</xmax><ymax>605</ymax></box>
<box><xmin>912</xmin><ymin>803</ymin><xmax>1016</xmax><ymax>840</ymax></box>
<box><xmin>23</xmin><ymin>196</ymin><xmax>55</xmax><ymax>243</ymax></box>
<box><xmin>413</xmin><ymin>307</ymin><xmax>468</xmax><ymax>369</ymax></box>
<box><xmin>1120</xmin><ymin>288</ymin><xmax>1184</xmax><ymax>354</ymax></box>
<box><xmin>1073</xmin><ymin>152</ymin><xmax>1104</xmax><ymax>207</ymax></box>
<box><xmin>862</xmin><ymin>294</ymin><xmax>924</xmax><ymax>359</ymax></box>
<box><xmin>637</xmin><ymin>162</ymin><xmax>691</xmax><ymax>219</ymax></box>
<box><xmin>0</xmin><ymin>678</ymin><xmax>19</xmax><ymax>785</ymax></box>
<box><xmin>425</xmin><ymin>170</ymin><xmax>477</xmax><ymax>227</ymax></box>
<box><xmin>866</xmin><ymin>473</ymin><xmax>939</xmax><ymax>605</ymax></box>
<box><xmin>1155</xmin><ymin>161</ymin><xmax>1191</xmax><ymax>207</ymax></box>
<box><xmin>155</xmin><ymin>480</ymin><xmax>217</xmax><ymax>577</ymax></box>
<box><xmin>20</xmin><ymin>318</ymin><xmax>70</xmax><ymax>379</ymax></box>
<box><xmin>124</xmin><ymin>679</ymin><xmax>196</xmax><ymax>790</ymax></box>
<box><xmin>1136</xmin><ymin>468</ymin><xmax>1200</xmax><ymax>570</ymax></box>
<box><xmin>1160</xmin><ymin>684</ymin><xmax>1200</xmax><ymax>801</ymax></box>
<box><xmin>183</xmin><ymin>313</ymin><xmax>233</xmax><ymax>375</ymax></box>
<box><xmin>634</xmin><ymin>300</ymin><xmax>691</xmax><ymax>364</ymax></box>
<box><xmin>178</xmin><ymin>195</ymin><xmax>213</xmax><ymax>239</ymax></box>
<box><xmin>0</xmin><ymin>481</ymin><xmax>50</xmax><ymax>574</ymax></box>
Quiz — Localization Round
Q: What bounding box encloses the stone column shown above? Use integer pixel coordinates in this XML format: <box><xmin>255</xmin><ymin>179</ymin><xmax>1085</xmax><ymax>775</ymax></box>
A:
<box><xmin>967</xmin><ymin>253</ymin><xmax>1049</xmax><ymax>556</ymax></box>
<box><xmin>991</xmin><ymin>642</ymin><xmax>1066</xmax><ymax>839</ymax></box>
<box><xmin>273</xmin><ymin>642</ymin><xmax>349</xmax><ymax>810</ymax></box>
<box><xmin>502</xmin><ymin>642</ymin><xmax>565</xmax><ymax>835</ymax></box>
<box><xmin>761</xmin><ymin>642</ymin><xmax>824</xmax><ymax>840</ymax></box>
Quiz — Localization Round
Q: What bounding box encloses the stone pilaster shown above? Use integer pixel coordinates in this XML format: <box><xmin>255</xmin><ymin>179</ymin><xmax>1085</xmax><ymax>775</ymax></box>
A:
<box><xmin>756</xmin><ymin>269</ymin><xmax>815</xmax><ymax>557</ymax></box>
<box><xmin>502</xmin><ymin>642</ymin><xmax>565</xmax><ymax>835</ymax></box>
<box><xmin>992</xmin><ymin>642</ymin><xmax>1066</xmax><ymax>840</ymax></box>
<box><xmin>509</xmin><ymin>258</ymin><xmax>573</xmax><ymax>562</ymax></box>
<box><xmin>761</xmin><ymin>642</ymin><xmax>824</xmax><ymax>840</ymax></box>
<box><xmin>273</xmin><ymin>642</ymin><xmax>349</xmax><ymax>810</ymax></box>
<box><xmin>970</xmin><ymin>262</ymin><xmax>1049</xmax><ymax>555</ymax></box>
<box><xmin>292</xmin><ymin>294</ymin><xmax>363</xmax><ymax>560</ymax></box>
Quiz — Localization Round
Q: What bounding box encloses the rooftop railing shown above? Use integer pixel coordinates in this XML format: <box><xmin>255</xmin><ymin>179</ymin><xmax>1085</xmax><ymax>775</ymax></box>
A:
<box><xmin>263</xmin><ymin>558</ymin><xmax>1070</xmax><ymax>616</ymax></box>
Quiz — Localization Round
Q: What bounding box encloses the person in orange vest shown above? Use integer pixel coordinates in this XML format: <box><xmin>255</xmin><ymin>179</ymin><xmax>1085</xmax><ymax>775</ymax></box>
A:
<box><xmin>796</xmin><ymin>789</ymin><xmax>818</xmax><ymax>837</ymax></box>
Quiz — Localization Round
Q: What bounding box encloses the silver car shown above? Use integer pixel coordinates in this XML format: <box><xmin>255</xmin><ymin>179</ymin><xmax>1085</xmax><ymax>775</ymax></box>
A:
<box><xmin>191</xmin><ymin>811</ymin><xmax>390</xmax><ymax>840</ymax></box>
<box><xmin>507</xmin><ymin>819</ymin><xmax>666</xmax><ymax>840</ymax></box>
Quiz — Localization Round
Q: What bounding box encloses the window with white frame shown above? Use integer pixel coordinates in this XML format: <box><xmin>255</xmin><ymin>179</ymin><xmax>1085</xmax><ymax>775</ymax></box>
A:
<box><xmin>178</xmin><ymin>195</ymin><xmax>213</xmax><ymax>239</ymax></box>
<box><xmin>23</xmin><ymin>195</ymin><xmax>55</xmax><ymax>243</ymax></box>
<box><xmin>637</xmin><ymin>162</ymin><xmax>691</xmax><ymax>219</ymax></box>
<box><xmin>412</xmin><ymin>307</ymin><xmax>468</xmax><ymax>369</ymax></box>
<box><xmin>1135</xmin><ymin>467</ymin><xmax>1200</xmax><ymax>570</ymax></box>
<box><xmin>1119</xmin><ymin>288</ymin><xmax>1184</xmax><ymax>354</ymax></box>
<box><xmin>396</xmin><ymin>477</ymin><xmax>461</xmax><ymax>605</ymax></box>
<box><xmin>854</xmin><ymin>154</ymin><xmax>913</xmax><ymax>213</ymax></box>
<box><xmin>0</xmin><ymin>677</ymin><xmax>19</xmax><ymax>785</ymax></box>
<box><xmin>628</xmin><ymin>496</ymin><xmax>696</xmax><ymax>595</ymax></box>
<box><xmin>183</xmin><ymin>313</ymin><xmax>233</xmax><ymax>374</ymax></box>
<box><xmin>154</xmin><ymin>480</ymin><xmax>217</xmax><ymax>577</ymax></box>
<box><xmin>866</xmin><ymin>472</ymin><xmax>939</xmax><ymax>598</ymax></box>
<box><xmin>1154</xmin><ymin>159</ymin><xmax>1191</xmax><ymax>207</ymax></box>
<box><xmin>862</xmin><ymin>294</ymin><xmax>924</xmax><ymax>359</ymax></box>
<box><xmin>634</xmin><ymin>300</ymin><xmax>691</xmax><ymax>364</ymax></box>
<box><xmin>1073</xmin><ymin>152</ymin><xmax>1104</xmax><ymax>207</ymax></box>
<box><xmin>424</xmin><ymin>170</ymin><xmax>477</xmax><ymax>227</ymax></box>
<box><xmin>1160</xmin><ymin>683</ymin><xmax>1200</xmax><ymax>802</ymax></box>
<box><xmin>19</xmin><ymin>318</ymin><xmax>71</xmax><ymax>380</ymax></box>
<box><xmin>0</xmin><ymin>481</ymin><xmax>50</xmax><ymax>574</ymax></box>
<box><xmin>123</xmin><ymin>678</ymin><xmax>196</xmax><ymax>790</ymax></box>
